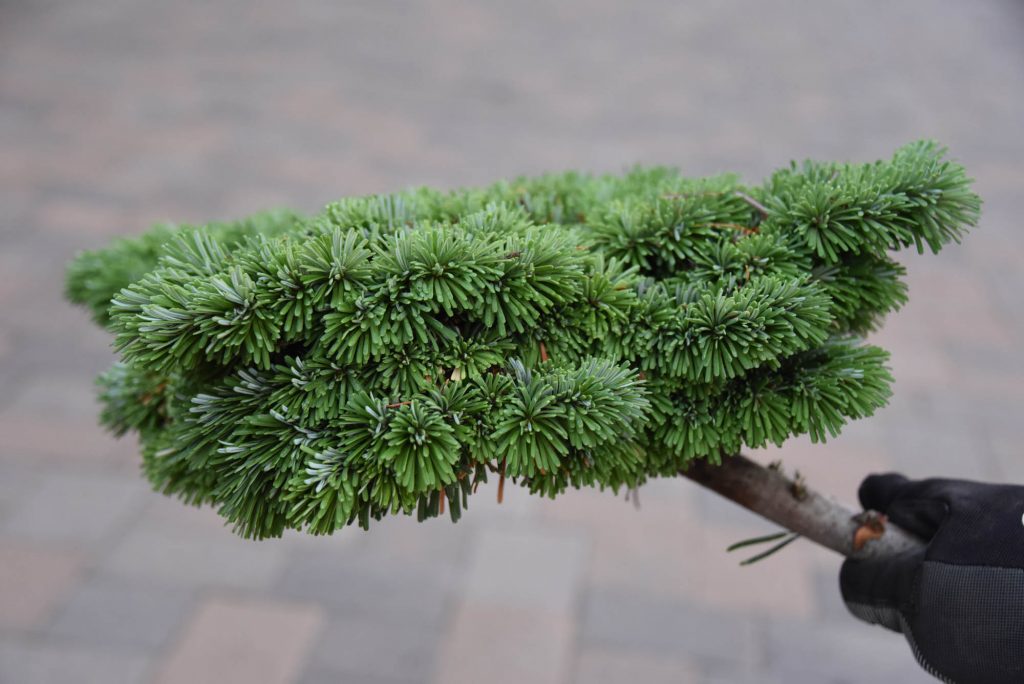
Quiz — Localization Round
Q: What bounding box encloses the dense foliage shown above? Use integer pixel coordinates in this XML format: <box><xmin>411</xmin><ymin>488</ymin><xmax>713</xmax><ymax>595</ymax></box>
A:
<box><xmin>66</xmin><ymin>141</ymin><xmax>979</xmax><ymax>538</ymax></box>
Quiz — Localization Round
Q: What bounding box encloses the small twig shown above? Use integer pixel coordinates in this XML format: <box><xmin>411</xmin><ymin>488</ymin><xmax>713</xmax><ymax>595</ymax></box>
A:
<box><xmin>497</xmin><ymin>458</ymin><xmax>506</xmax><ymax>504</ymax></box>
<box><xmin>539</xmin><ymin>342</ymin><xmax>550</xmax><ymax>363</ymax></box>
<box><xmin>734</xmin><ymin>191</ymin><xmax>770</xmax><ymax>218</ymax></box>
<box><xmin>140</xmin><ymin>382</ymin><xmax>168</xmax><ymax>407</ymax></box>
<box><xmin>386</xmin><ymin>401</ymin><xmax>412</xmax><ymax>409</ymax></box>
<box><xmin>790</xmin><ymin>470</ymin><xmax>808</xmax><ymax>501</ymax></box>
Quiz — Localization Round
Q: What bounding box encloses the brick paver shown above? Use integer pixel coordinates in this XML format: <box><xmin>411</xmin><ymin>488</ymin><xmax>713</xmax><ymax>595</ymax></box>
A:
<box><xmin>574</xmin><ymin>649</ymin><xmax>700</xmax><ymax>684</ymax></box>
<box><xmin>1</xmin><ymin>471</ymin><xmax>146</xmax><ymax>548</ymax></box>
<box><xmin>0</xmin><ymin>543</ymin><xmax>84</xmax><ymax>631</ymax></box>
<box><xmin>47</xmin><ymin>577</ymin><xmax>194</xmax><ymax>651</ymax></box>
<box><xmin>152</xmin><ymin>597</ymin><xmax>324</xmax><ymax>684</ymax></box>
<box><xmin>437</xmin><ymin>524</ymin><xmax>588</xmax><ymax>684</ymax></box>
<box><xmin>3</xmin><ymin>1</ymin><xmax>1023</xmax><ymax>682</ymax></box>
<box><xmin>0</xmin><ymin>640</ymin><xmax>150</xmax><ymax>684</ymax></box>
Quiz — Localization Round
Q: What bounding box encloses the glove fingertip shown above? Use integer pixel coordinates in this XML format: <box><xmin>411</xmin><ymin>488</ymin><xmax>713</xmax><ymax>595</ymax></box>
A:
<box><xmin>858</xmin><ymin>472</ymin><xmax>910</xmax><ymax>513</ymax></box>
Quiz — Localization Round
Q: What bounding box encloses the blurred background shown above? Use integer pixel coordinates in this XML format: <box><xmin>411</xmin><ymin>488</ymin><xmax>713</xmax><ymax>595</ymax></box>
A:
<box><xmin>2</xmin><ymin>1</ymin><xmax>1023</xmax><ymax>682</ymax></box>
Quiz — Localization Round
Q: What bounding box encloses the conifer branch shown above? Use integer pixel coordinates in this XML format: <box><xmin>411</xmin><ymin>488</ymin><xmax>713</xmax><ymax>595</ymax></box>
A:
<box><xmin>66</xmin><ymin>141</ymin><xmax>981</xmax><ymax>539</ymax></box>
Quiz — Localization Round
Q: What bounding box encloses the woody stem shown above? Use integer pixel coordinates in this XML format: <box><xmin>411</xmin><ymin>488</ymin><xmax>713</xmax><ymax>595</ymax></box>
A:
<box><xmin>681</xmin><ymin>454</ymin><xmax>924</xmax><ymax>559</ymax></box>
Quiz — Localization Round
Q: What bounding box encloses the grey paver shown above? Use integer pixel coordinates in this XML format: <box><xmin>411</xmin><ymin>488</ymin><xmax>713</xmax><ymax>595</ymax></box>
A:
<box><xmin>277</xmin><ymin>551</ymin><xmax>455</xmax><ymax>627</ymax></box>
<box><xmin>573</xmin><ymin>647</ymin><xmax>699</xmax><ymax>684</ymax></box>
<box><xmin>1</xmin><ymin>471</ymin><xmax>147</xmax><ymax>548</ymax></box>
<box><xmin>47</xmin><ymin>575</ymin><xmax>194</xmax><ymax>651</ymax></box>
<box><xmin>756</xmin><ymin>616</ymin><xmax>935</xmax><ymax>683</ymax></box>
<box><xmin>101</xmin><ymin>520</ymin><xmax>289</xmax><ymax>589</ymax></box>
<box><xmin>0</xmin><ymin>462</ymin><xmax>42</xmax><ymax>526</ymax></box>
<box><xmin>580</xmin><ymin>587</ymin><xmax>758</xmax><ymax>668</ymax></box>
<box><xmin>461</xmin><ymin>522</ymin><xmax>589</xmax><ymax>613</ymax></box>
<box><xmin>300</xmin><ymin>670</ymin><xmax>427</xmax><ymax>684</ymax></box>
<box><xmin>302</xmin><ymin>616</ymin><xmax>440</xmax><ymax>683</ymax></box>
<box><xmin>0</xmin><ymin>640</ymin><xmax>150</xmax><ymax>684</ymax></box>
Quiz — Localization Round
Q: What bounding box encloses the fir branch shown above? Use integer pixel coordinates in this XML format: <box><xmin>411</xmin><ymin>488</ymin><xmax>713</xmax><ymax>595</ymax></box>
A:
<box><xmin>66</xmin><ymin>141</ymin><xmax>981</xmax><ymax>538</ymax></box>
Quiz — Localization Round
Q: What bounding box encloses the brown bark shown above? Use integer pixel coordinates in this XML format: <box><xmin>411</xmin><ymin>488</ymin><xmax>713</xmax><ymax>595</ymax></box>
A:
<box><xmin>682</xmin><ymin>454</ymin><xmax>924</xmax><ymax>560</ymax></box>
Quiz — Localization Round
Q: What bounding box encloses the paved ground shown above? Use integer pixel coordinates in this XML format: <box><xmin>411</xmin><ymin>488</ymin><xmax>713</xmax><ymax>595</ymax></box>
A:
<box><xmin>2</xmin><ymin>2</ymin><xmax>1024</xmax><ymax>682</ymax></box>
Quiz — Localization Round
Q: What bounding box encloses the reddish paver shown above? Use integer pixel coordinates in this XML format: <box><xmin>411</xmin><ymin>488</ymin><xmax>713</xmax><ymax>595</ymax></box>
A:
<box><xmin>152</xmin><ymin>597</ymin><xmax>324</xmax><ymax>684</ymax></box>
<box><xmin>0</xmin><ymin>542</ymin><xmax>84</xmax><ymax>631</ymax></box>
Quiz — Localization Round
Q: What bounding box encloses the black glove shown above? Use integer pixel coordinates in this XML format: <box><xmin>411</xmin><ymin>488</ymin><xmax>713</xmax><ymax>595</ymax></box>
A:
<box><xmin>840</xmin><ymin>474</ymin><xmax>1024</xmax><ymax>683</ymax></box>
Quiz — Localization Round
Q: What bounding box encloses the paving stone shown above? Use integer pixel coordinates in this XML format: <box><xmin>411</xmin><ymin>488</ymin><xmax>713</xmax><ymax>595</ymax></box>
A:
<box><xmin>277</xmin><ymin>514</ymin><xmax>470</xmax><ymax>628</ymax></box>
<box><xmin>809</xmin><ymin>566</ymin><xmax>856</xmax><ymax>626</ymax></box>
<box><xmin>873</xmin><ymin>420</ymin><xmax>998</xmax><ymax>481</ymax></box>
<box><xmin>438</xmin><ymin>604</ymin><xmax>575</xmax><ymax>684</ymax></box>
<box><xmin>332</xmin><ymin>513</ymin><xmax>471</xmax><ymax>577</ymax></box>
<box><xmin>47</xmin><ymin>575</ymin><xmax>194</xmax><ymax>651</ymax></box>
<box><xmin>140</xmin><ymin>494</ymin><xmax>257</xmax><ymax>538</ymax></box>
<box><xmin>699</xmin><ymin>669</ymin><xmax>787</xmax><ymax>684</ymax></box>
<box><xmin>903</xmin><ymin>264</ymin><xmax>1013</xmax><ymax>352</ymax></box>
<box><xmin>36</xmin><ymin>197</ymin><xmax>147</xmax><ymax>239</ymax></box>
<box><xmin>278</xmin><ymin>549</ymin><xmax>456</xmax><ymax>627</ymax></box>
<box><xmin>0</xmin><ymin>640</ymin><xmax>150</xmax><ymax>684</ymax></box>
<box><xmin>153</xmin><ymin>596</ymin><xmax>324</xmax><ymax>684</ymax></box>
<box><xmin>460</xmin><ymin>522</ymin><xmax>589</xmax><ymax>614</ymax></box>
<box><xmin>458</xmin><ymin>476</ymin><xmax>542</xmax><ymax>521</ymax></box>
<box><xmin>302</xmin><ymin>614</ymin><xmax>439</xmax><ymax>683</ymax></box>
<box><xmin>549</xmin><ymin>487</ymin><xmax>708</xmax><ymax>601</ymax></box>
<box><xmin>0</xmin><ymin>461</ymin><xmax>42</xmax><ymax>526</ymax></box>
<box><xmin>3</xmin><ymin>372</ymin><xmax>107</xmax><ymax>420</ymax></box>
<box><xmin>756</xmin><ymin>616</ymin><xmax>934</xmax><ymax>683</ymax></box>
<box><xmin>1</xmin><ymin>471</ymin><xmax>147</xmax><ymax>548</ymax></box>
<box><xmin>985</xmin><ymin>431</ymin><xmax>1024</xmax><ymax>482</ymax></box>
<box><xmin>539</xmin><ymin>477</ymin><xmax>695</xmax><ymax>532</ymax></box>
<box><xmin>0</xmin><ymin>411</ymin><xmax>125</xmax><ymax>465</ymax></box>
<box><xmin>573</xmin><ymin>647</ymin><xmax>700</xmax><ymax>684</ymax></box>
<box><xmin>0</xmin><ymin>329</ymin><xmax>11</xmax><ymax>363</ymax></box>
<box><xmin>690</xmin><ymin>481</ymin><xmax>773</xmax><ymax>530</ymax></box>
<box><xmin>300</xmin><ymin>669</ymin><xmax>425</xmax><ymax>684</ymax></box>
<box><xmin>434</xmin><ymin>523</ymin><xmax>588</xmax><ymax>684</ymax></box>
<box><xmin>101</xmin><ymin>517</ymin><xmax>289</xmax><ymax>589</ymax></box>
<box><xmin>0</xmin><ymin>542</ymin><xmax>84</xmax><ymax>631</ymax></box>
<box><xmin>692</xmin><ymin>522</ymin><xmax>824</xmax><ymax>619</ymax></box>
<box><xmin>580</xmin><ymin>587</ymin><xmax>758</xmax><ymax>669</ymax></box>
<box><xmin>870</xmin><ymin>325</ymin><xmax>960</xmax><ymax>394</ymax></box>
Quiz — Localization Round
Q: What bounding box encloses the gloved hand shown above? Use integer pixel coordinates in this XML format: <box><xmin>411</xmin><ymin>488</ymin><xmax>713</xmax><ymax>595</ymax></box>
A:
<box><xmin>840</xmin><ymin>474</ymin><xmax>1024</xmax><ymax>684</ymax></box>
